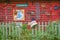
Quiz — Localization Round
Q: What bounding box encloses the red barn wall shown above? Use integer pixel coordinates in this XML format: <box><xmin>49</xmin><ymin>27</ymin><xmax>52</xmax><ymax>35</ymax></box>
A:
<box><xmin>0</xmin><ymin>2</ymin><xmax>60</xmax><ymax>23</ymax></box>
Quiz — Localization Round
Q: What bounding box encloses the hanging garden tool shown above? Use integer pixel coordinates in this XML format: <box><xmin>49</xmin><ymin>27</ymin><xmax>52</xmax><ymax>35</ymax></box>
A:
<box><xmin>41</xmin><ymin>4</ymin><xmax>46</xmax><ymax>8</ymax></box>
<box><xmin>30</xmin><ymin>11</ymin><xmax>35</xmax><ymax>16</ymax></box>
<box><xmin>59</xmin><ymin>6</ymin><xmax>60</xmax><ymax>9</ymax></box>
<box><xmin>41</xmin><ymin>4</ymin><xmax>46</xmax><ymax>14</ymax></box>
<box><xmin>45</xmin><ymin>12</ymin><xmax>51</xmax><ymax>16</ymax></box>
<box><xmin>45</xmin><ymin>12</ymin><xmax>51</xmax><ymax>20</ymax></box>
<box><xmin>58</xmin><ymin>12</ymin><xmax>60</xmax><ymax>20</ymax></box>
<box><xmin>36</xmin><ymin>3</ymin><xmax>40</xmax><ymax>20</ymax></box>
<box><xmin>41</xmin><ymin>10</ymin><xmax>45</xmax><ymax>14</ymax></box>
<box><xmin>7</xmin><ymin>7</ymin><xmax>12</xmax><ymax>13</ymax></box>
<box><xmin>54</xmin><ymin>6</ymin><xmax>59</xmax><ymax>10</ymax></box>
<box><xmin>58</xmin><ymin>12</ymin><xmax>60</xmax><ymax>16</ymax></box>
